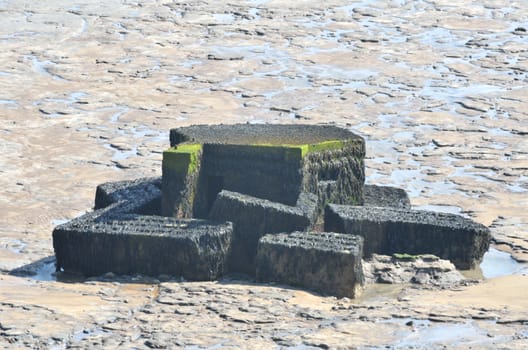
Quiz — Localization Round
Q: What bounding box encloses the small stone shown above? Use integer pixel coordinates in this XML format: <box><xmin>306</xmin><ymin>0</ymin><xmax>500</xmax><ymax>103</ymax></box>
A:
<box><xmin>144</xmin><ymin>340</ymin><xmax>167</xmax><ymax>349</ymax></box>
<box><xmin>513</xmin><ymin>27</ymin><xmax>527</xmax><ymax>35</ymax></box>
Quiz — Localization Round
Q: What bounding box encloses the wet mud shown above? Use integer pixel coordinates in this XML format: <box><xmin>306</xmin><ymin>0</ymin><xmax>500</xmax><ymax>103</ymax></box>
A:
<box><xmin>1</xmin><ymin>0</ymin><xmax>528</xmax><ymax>348</ymax></box>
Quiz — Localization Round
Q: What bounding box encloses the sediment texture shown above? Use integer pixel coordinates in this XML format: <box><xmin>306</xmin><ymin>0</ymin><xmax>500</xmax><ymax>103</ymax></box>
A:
<box><xmin>2</xmin><ymin>1</ymin><xmax>528</xmax><ymax>348</ymax></box>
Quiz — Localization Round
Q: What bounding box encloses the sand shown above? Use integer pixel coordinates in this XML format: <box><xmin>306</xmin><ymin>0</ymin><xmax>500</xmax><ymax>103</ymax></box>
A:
<box><xmin>1</xmin><ymin>0</ymin><xmax>527</xmax><ymax>348</ymax></box>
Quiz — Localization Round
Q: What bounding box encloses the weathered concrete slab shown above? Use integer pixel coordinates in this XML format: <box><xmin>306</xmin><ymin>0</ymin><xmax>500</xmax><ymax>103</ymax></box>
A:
<box><xmin>256</xmin><ymin>231</ymin><xmax>364</xmax><ymax>298</ymax></box>
<box><xmin>208</xmin><ymin>190</ymin><xmax>317</xmax><ymax>275</ymax></box>
<box><xmin>169</xmin><ymin>124</ymin><xmax>363</xmax><ymax>147</ymax></box>
<box><xmin>163</xmin><ymin>124</ymin><xmax>365</xmax><ymax>219</ymax></box>
<box><xmin>95</xmin><ymin>177</ymin><xmax>162</xmax><ymax>215</ymax></box>
<box><xmin>325</xmin><ymin>204</ymin><xmax>491</xmax><ymax>269</ymax></box>
<box><xmin>53</xmin><ymin>215</ymin><xmax>232</xmax><ymax>280</ymax></box>
<box><xmin>363</xmin><ymin>185</ymin><xmax>411</xmax><ymax>209</ymax></box>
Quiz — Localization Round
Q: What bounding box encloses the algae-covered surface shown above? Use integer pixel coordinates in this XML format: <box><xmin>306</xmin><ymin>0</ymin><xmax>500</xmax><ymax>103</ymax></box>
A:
<box><xmin>163</xmin><ymin>144</ymin><xmax>202</xmax><ymax>174</ymax></box>
<box><xmin>1</xmin><ymin>0</ymin><xmax>528</xmax><ymax>348</ymax></box>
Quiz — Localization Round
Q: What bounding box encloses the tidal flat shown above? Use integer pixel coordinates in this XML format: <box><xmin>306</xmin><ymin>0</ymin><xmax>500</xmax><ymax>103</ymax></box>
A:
<box><xmin>1</xmin><ymin>0</ymin><xmax>527</xmax><ymax>348</ymax></box>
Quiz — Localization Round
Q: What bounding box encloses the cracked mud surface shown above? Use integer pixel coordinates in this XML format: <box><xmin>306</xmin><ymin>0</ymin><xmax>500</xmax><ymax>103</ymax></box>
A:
<box><xmin>1</xmin><ymin>0</ymin><xmax>527</xmax><ymax>348</ymax></box>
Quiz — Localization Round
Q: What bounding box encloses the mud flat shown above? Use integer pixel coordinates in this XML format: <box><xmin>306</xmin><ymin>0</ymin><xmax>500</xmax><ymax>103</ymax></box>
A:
<box><xmin>1</xmin><ymin>0</ymin><xmax>528</xmax><ymax>348</ymax></box>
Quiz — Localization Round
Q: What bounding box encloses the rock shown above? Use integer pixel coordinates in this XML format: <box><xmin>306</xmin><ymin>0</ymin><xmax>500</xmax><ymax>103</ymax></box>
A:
<box><xmin>208</xmin><ymin>190</ymin><xmax>317</xmax><ymax>275</ymax></box>
<box><xmin>325</xmin><ymin>204</ymin><xmax>491</xmax><ymax>269</ymax></box>
<box><xmin>513</xmin><ymin>27</ymin><xmax>527</xmax><ymax>35</ymax></box>
<box><xmin>363</xmin><ymin>254</ymin><xmax>466</xmax><ymax>286</ymax></box>
<box><xmin>256</xmin><ymin>231</ymin><xmax>364</xmax><ymax>298</ymax></box>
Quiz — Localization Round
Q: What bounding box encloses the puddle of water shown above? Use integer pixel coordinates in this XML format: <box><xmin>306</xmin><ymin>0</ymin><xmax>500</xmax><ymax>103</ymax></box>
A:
<box><xmin>392</xmin><ymin>320</ymin><xmax>492</xmax><ymax>348</ymax></box>
<box><xmin>212</xmin><ymin>13</ymin><xmax>235</xmax><ymax>25</ymax></box>
<box><xmin>104</xmin><ymin>143</ymin><xmax>138</xmax><ymax>161</ymax></box>
<box><xmin>80</xmin><ymin>17</ymin><xmax>88</xmax><ymax>34</ymax></box>
<box><xmin>248</xmin><ymin>8</ymin><xmax>261</xmax><ymax>20</ymax></box>
<box><xmin>480</xmin><ymin>247</ymin><xmax>527</xmax><ymax>279</ymax></box>
<box><xmin>25</xmin><ymin>55</ymin><xmax>67</xmax><ymax>81</ymax></box>
<box><xmin>70</xmin><ymin>91</ymin><xmax>87</xmax><ymax>100</ymax></box>
<box><xmin>180</xmin><ymin>60</ymin><xmax>203</xmax><ymax>69</ymax></box>
<box><xmin>420</xmin><ymin>81</ymin><xmax>506</xmax><ymax>103</ymax></box>
<box><xmin>72</xmin><ymin>327</ymin><xmax>109</xmax><ymax>342</ymax></box>
<box><xmin>113</xmin><ymin>22</ymin><xmax>127</xmax><ymax>40</ymax></box>
<box><xmin>354</xmin><ymin>283</ymin><xmax>406</xmax><ymax>304</ymax></box>
<box><xmin>1</xmin><ymin>238</ymin><xmax>27</xmax><ymax>254</ymax></box>
<box><xmin>505</xmin><ymin>182</ymin><xmax>527</xmax><ymax>193</ymax></box>
<box><xmin>305</xmin><ymin>65</ymin><xmax>377</xmax><ymax>83</ymax></box>
<box><xmin>387</xmin><ymin>168</ymin><xmax>457</xmax><ymax>199</ymax></box>
<box><xmin>416</xmin><ymin>27</ymin><xmax>468</xmax><ymax>48</ymax></box>
<box><xmin>0</xmin><ymin>99</ymin><xmax>17</xmax><ymax>107</ymax></box>
<box><xmin>9</xmin><ymin>256</ymin><xmax>57</xmax><ymax>281</ymax></box>
<box><xmin>109</xmin><ymin>106</ymin><xmax>130</xmax><ymax>122</ymax></box>
<box><xmin>33</xmin><ymin>259</ymin><xmax>57</xmax><ymax>281</ymax></box>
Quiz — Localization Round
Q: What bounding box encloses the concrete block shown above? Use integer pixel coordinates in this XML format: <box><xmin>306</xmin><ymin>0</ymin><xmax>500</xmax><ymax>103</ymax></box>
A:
<box><xmin>325</xmin><ymin>204</ymin><xmax>491</xmax><ymax>269</ymax></box>
<box><xmin>95</xmin><ymin>177</ymin><xmax>162</xmax><ymax>215</ymax></box>
<box><xmin>53</xmin><ymin>215</ymin><xmax>232</xmax><ymax>280</ymax></box>
<box><xmin>363</xmin><ymin>185</ymin><xmax>411</xmax><ymax>209</ymax></box>
<box><xmin>208</xmin><ymin>190</ymin><xmax>317</xmax><ymax>275</ymax></box>
<box><xmin>256</xmin><ymin>231</ymin><xmax>364</xmax><ymax>298</ymax></box>
<box><xmin>161</xmin><ymin>145</ymin><xmax>202</xmax><ymax>218</ymax></box>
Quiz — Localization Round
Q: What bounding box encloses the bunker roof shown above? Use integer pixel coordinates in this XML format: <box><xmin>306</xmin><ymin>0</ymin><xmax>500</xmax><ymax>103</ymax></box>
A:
<box><xmin>170</xmin><ymin>124</ymin><xmax>362</xmax><ymax>146</ymax></box>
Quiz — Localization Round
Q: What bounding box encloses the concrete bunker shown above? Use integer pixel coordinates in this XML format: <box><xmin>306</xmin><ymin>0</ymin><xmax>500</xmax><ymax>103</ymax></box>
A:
<box><xmin>162</xmin><ymin>124</ymin><xmax>366</xmax><ymax>219</ymax></box>
<box><xmin>53</xmin><ymin>124</ymin><xmax>491</xmax><ymax>298</ymax></box>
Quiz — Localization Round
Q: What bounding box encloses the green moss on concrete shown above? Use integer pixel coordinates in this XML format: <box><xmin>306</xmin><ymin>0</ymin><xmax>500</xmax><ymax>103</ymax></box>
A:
<box><xmin>392</xmin><ymin>253</ymin><xmax>420</xmax><ymax>261</ymax></box>
<box><xmin>248</xmin><ymin>140</ymin><xmax>347</xmax><ymax>160</ymax></box>
<box><xmin>297</xmin><ymin>140</ymin><xmax>346</xmax><ymax>158</ymax></box>
<box><xmin>163</xmin><ymin>144</ymin><xmax>203</xmax><ymax>174</ymax></box>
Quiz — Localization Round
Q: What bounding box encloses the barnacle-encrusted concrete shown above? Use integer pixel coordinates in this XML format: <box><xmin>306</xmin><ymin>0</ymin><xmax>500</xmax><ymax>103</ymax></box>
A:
<box><xmin>325</xmin><ymin>204</ymin><xmax>491</xmax><ymax>269</ymax></box>
<box><xmin>53</xmin><ymin>214</ymin><xmax>232</xmax><ymax>280</ymax></box>
<box><xmin>162</xmin><ymin>145</ymin><xmax>203</xmax><ymax>218</ymax></box>
<box><xmin>95</xmin><ymin>177</ymin><xmax>162</xmax><ymax>215</ymax></box>
<box><xmin>256</xmin><ymin>231</ymin><xmax>365</xmax><ymax>298</ymax></box>
<box><xmin>54</xmin><ymin>178</ymin><xmax>232</xmax><ymax>280</ymax></box>
<box><xmin>54</xmin><ymin>124</ymin><xmax>367</xmax><ymax>283</ymax></box>
<box><xmin>208</xmin><ymin>190</ymin><xmax>318</xmax><ymax>274</ymax></box>
<box><xmin>163</xmin><ymin>124</ymin><xmax>365</xmax><ymax>219</ymax></box>
<box><xmin>363</xmin><ymin>185</ymin><xmax>411</xmax><ymax>209</ymax></box>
